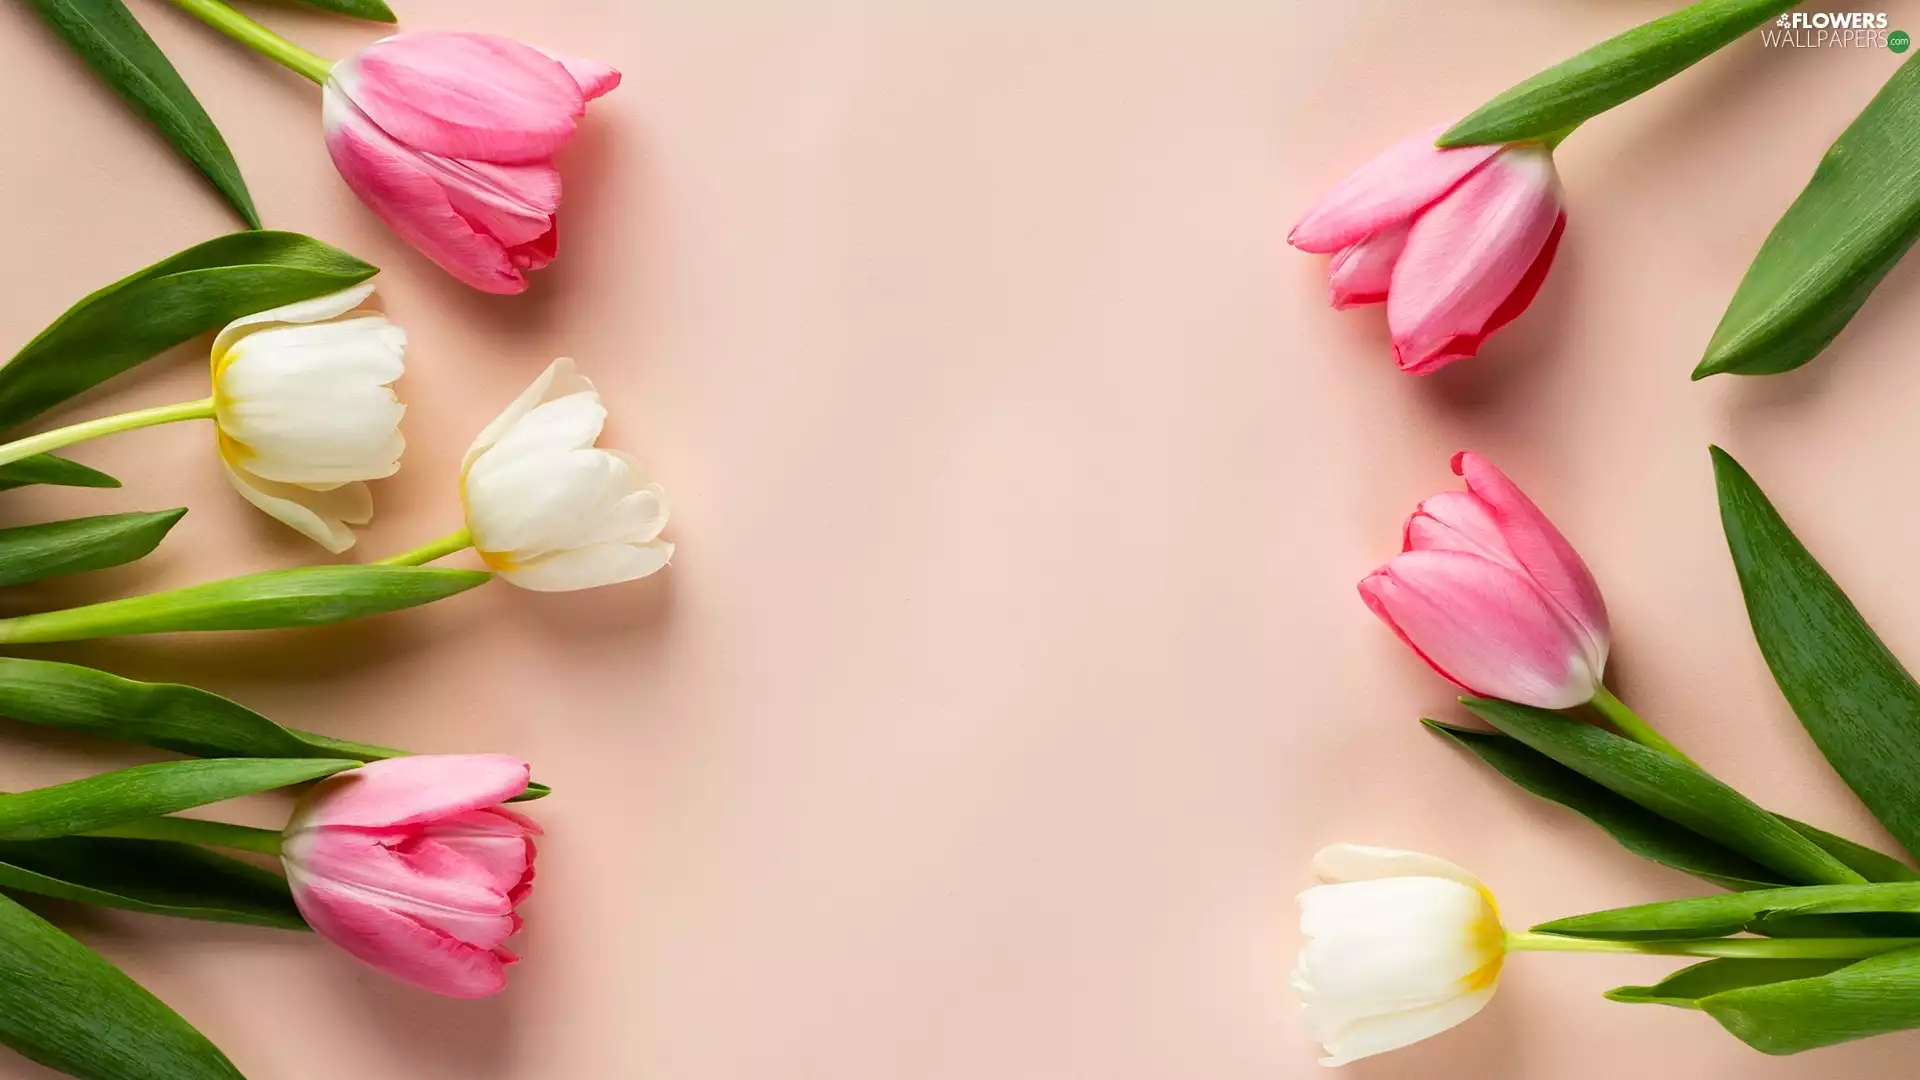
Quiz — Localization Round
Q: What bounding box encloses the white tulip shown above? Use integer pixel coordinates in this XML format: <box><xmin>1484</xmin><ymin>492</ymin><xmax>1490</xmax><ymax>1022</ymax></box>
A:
<box><xmin>212</xmin><ymin>282</ymin><xmax>406</xmax><ymax>553</ymax></box>
<box><xmin>461</xmin><ymin>358</ymin><xmax>671</xmax><ymax>591</ymax></box>
<box><xmin>1294</xmin><ymin>845</ymin><xmax>1506</xmax><ymax>1067</ymax></box>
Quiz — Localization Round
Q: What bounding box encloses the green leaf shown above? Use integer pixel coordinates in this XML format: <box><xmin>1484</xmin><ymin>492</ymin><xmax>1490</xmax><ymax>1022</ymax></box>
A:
<box><xmin>1694</xmin><ymin>59</ymin><xmax>1920</xmax><ymax>376</ymax></box>
<box><xmin>0</xmin><ymin>835</ymin><xmax>303</xmax><ymax>929</ymax></box>
<box><xmin>0</xmin><ymin>231</ymin><xmax>376</xmax><ymax>433</ymax></box>
<box><xmin>1537</xmin><ymin>881</ymin><xmax>1920</xmax><ymax>939</ymax></box>
<box><xmin>1441</xmin><ymin>0</ymin><xmax>1797</xmax><ymax>147</ymax></box>
<box><xmin>0</xmin><ymin>657</ymin><xmax>549</xmax><ymax>799</ymax></box>
<box><xmin>1699</xmin><ymin>946</ymin><xmax>1920</xmax><ymax>1054</ymax></box>
<box><xmin>0</xmin><ymin>890</ymin><xmax>244</xmax><ymax>1079</ymax></box>
<box><xmin>1606</xmin><ymin>957</ymin><xmax>1856</xmax><ymax>1008</ymax></box>
<box><xmin>1463</xmin><ymin>697</ymin><xmax>1863</xmax><ymax>886</ymax></box>
<box><xmin>0</xmin><ymin>564</ymin><xmax>489</xmax><ymax>644</ymax></box>
<box><xmin>283</xmin><ymin>0</ymin><xmax>395</xmax><ymax>20</ymax></box>
<box><xmin>1783</xmin><ymin>818</ymin><xmax>1920</xmax><ymax>882</ymax></box>
<box><xmin>0</xmin><ymin>509</ymin><xmax>184</xmax><ymax>587</ymax></box>
<box><xmin>18</xmin><ymin>0</ymin><xmax>258</xmax><ymax>228</ymax></box>
<box><xmin>1714</xmin><ymin>446</ymin><xmax>1920</xmax><ymax>859</ymax></box>
<box><xmin>0</xmin><ymin>454</ymin><xmax>117</xmax><ymax>492</ymax></box>
<box><xmin>0</xmin><ymin>758</ymin><xmax>354</xmax><ymax>840</ymax></box>
<box><xmin>1424</xmin><ymin>719</ymin><xmax>1780</xmax><ymax>890</ymax></box>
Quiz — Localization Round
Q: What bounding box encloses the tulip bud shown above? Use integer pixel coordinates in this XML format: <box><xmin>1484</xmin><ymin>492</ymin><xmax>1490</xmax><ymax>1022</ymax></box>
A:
<box><xmin>1295</xmin><ymin>845</ymin><xmax>1506</xmax><ymax>1066</ymax></box>
<box><xmin>281</xmin><ymin>755</ymin><xmax>538</xmax><ymax>998</ymax></box>
<box><xmin>1358</xmin><ymin>452</ymin><xmax>1609</xmax><ymax>709</ymax></box>
<box><xmin>1291</xmin><ymin>126</ymin><xmax>1565</xmax><ymax>374</ymax></box>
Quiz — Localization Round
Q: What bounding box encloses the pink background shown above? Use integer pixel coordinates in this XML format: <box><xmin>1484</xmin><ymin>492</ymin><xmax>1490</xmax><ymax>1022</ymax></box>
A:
<box><xmin>1</xmin><ymin>1</ymin><xmax>1918</xmax><ymax>1076</ymax></box>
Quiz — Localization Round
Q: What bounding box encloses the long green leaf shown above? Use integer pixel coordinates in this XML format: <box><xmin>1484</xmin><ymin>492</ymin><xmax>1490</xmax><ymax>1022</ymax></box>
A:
<box><xmin>1699</xmin><ymin>946</ymin><xmax>1920</xmax><ymax>1054</ymax></box>
<box><xmin>0</xmin><ymin>758</ymin><xmax>354</xmax><ymax>840</ymax></box>
<box><xmin>18</xmin><ymin>0</ymin><xmax>257</xmax><ymax>227</ymax></box>
<box><xmin>1441</xmin><ymin>0</ymin><xmax>1796</xmax><ymax>147</ymax></box>
<box><xmin>285</xmin><ymin>0</ymin><xmax>395</xmax><ymax>19</ymax></box>
<box><xmin>0</xmin><ymin>836</ymin><xmax>302</xmax><ymax>929</ymax></box>
<box><xmin>1538</xmin><ymin>881</ymin><xmax>1920</xmax><ymax>939</ymax></box>
<box><xmin>0</xmin><ymin>657</ymin><xmax>549</xmax><ymax>799</ymax></box>
<box><xmin>0</xmin><ymin>891</ymin><xmax>243</xmax><ymax>1080</ymax></box>
<box><xmin>0</xmin><ymin>231</ymin><xmax>376</xmax><ymax>432</ymax></box>
<box><xmin>1463</xmin><ymin>697</ymin><xmax>1863</xmax><ymax>886</ymax></box>
<box><xmin>0</xmin><ymin>509</ymin><xmax>184</xmax><ymax>587</ymax></box>
<box><xmin>0</xmin><ymin>565</ymin><xmax>489</xmax><ymax>643</ymax></box>
<box><xmin>1606</xmin><ymin>957</ymin><xmax>1856</xmax><ymax>1008</ymax></box>
<box><xmin>0</xmin><ymin>454</ymin><xmax>116</xmax><ymax>492</ymax></box>
<box><xmin>1714</xmin><ymin>446</ymin><xmax>1920</xmax><ymax>859</ymax></box>
<box><xmin>1694</xmin><ymin>59</ymin><xmax>1920</xmax><ymax>377</ymax></box>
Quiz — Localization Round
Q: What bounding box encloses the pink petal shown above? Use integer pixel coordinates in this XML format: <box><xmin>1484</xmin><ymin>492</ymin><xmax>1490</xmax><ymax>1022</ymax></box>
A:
<box><xmin>290</xmin><ymin>755</ymin><xmax>530</xmax><ymax>831</ymax></box>
<box><xmin>335</xmin><ymin>33</ymin><xmax>585</xmax><ymax>165</ymax></box>
<box><xmin>1289</xmin><ymin>125</ymin><xmax>1503</xmax><ymax>254</ymax></box>
<box><xmin>285</xmin><ymin>830</ymin><xmax>517</xmax><ymax>947</ymax></box>
<box><xmin>534</xmin><ymin>47</ymin><xmax>622</xmax><ymax>101</ymax></box>
<box><xmin>507</xmin><ymin>219</ymin><xmax>559</xmax><ymax>273</ymax></box>
<box><xmin>1386</xmin><ymin>144</ymin><xmax>1563</xmax><ymax>374</ymax></box>
<box><xmin>1326</xmin><ymin>224</ymin><xmax>1405</xmax><ymax>309</ymax></box>
<box><xmin>1402</xmin><ymin>490</ymin><xmax>1521</xmax><ymax>571</ymax></box>
<box><xmin>1358</xmin><ymin>549</ymin><xmax>1598</xmax><ymax>709</ymax></box>
<box><xmin>290</xmin><ymin>873</ymin><xmax>514</xmax><ymax>998</ymax></box>
<box><xmin>1452</xmin><ymin>451</ymin><xmax>1609</xmax><ymax>667</ymax></box>
<box><xmin>419</xmin><ymin>809</ymin><xmax>539</xmax><ymax>898</ymax></box>
<box><xmin>324</xmin><ymin>97</ymin><xmax>530</xmax><ymax>294</ymax></box>
<box><xmin>419</xmin><ymin>157</ymin><xmax>561</xmax><ymax>250</ymax></box>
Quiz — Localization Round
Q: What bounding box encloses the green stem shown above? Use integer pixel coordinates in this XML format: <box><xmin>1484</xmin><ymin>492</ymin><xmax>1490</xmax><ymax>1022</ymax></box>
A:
<box><xmin>1508</xmin><ymin>930</ymin><xmax>1920</xmax><ymax>961</ymax></box>
<box><xmin>1590</xmin><ymin>684</ymin><xmax>1696</xmax><ymax>766</ymax></box>
<box><xmin>374</xmin><ymin>527</ymin><xmax>474</xmax><ymax>567</ymax></box>
<box><xmin>1540</xmin><ymin>121</ymin><xmax>1582</xmax><ymax>151</ymax></box>
<box><xmin>167</xmin><ymin>0</ymin><xmax>335</xmax><ymax>84</ymax></box>
<box><xmin>87</xmin><ymin>815</ymin><xmax>284</xmax><ymax>856</ymax></box>
<box><xmin>0</xmin><ymin>398</ymin><xmax>214</xmax><ymax>471</ymax></box>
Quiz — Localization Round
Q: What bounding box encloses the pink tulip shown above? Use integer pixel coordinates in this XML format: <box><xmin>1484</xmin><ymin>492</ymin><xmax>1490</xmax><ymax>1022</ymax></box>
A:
<box><xmin>281</xmin><ymin>754</ymin><xmax>539</xmax><ymax>998</ymax></box>
<box><xmin>1358</xmin><ymin>452</ymin><xmax>1608</xmax><ymax>709</ymax></box>
<box><xmin>322</xmin><ymin>33</ymin><xmax>621</xmax><ymax>294</ymax></box>
<box><xmin>1291</xmin><ymin>127</ymin><xmax>1565</xmax><ymax>375</ymax></box>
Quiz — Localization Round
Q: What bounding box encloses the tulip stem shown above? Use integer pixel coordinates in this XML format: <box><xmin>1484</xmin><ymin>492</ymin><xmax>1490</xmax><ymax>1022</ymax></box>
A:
<box><xmin>1507</xmin><ymin>930</ymin><xmax>1920</xmax><ymax>961</ymax></box>
<box><xmin>1590</xmin><ymin>685</ymin><xmax>1697</xmax><ymax>767</ymax></box>
<box><xmin>167</xmin><ymin>0</ymin><xmax>335</xmax><ymax>84</ymax></box>
<box><xmin>86</xmin><ymin>815</ymin><xmax>284</xmax><ymax>855</ymax></box>
<box><xmin>375</xmin><ymin>527</ymin><xmax>474</xmax><ymax>567</ymax></box>
<box><xmin>0</xmin><ymin>397</ymin><xmax>215</xmax><ymax>472</ymax></box>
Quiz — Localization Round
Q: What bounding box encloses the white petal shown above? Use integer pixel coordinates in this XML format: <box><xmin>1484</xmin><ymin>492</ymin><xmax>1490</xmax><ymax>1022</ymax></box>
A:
<box><xmin>501</xmin><ymin>540</ymin><xmax>673</xmax><ymax>592</ymax></box>
<box><xmin>481</xmin><ymin>391</ymin><xmax>606</xmax><ymax>463</ymax></box>
<box><xmin>221</xmin><ymin>391</ymin><xmax>405</xmax><ymax>484</ymax></box>
<box><xmin>465</xmin><ymin>448</ymin><xmax>633</xmax><ymax>559</ymax></box>
<box><xmin>211</xmin><ymin>281</ymin><xmax>379</xmax><ymax>363</ymax></box>
<box><xmin>1312</xmin><ymin>845</ymin><xmax>1486</xmax><ymax>890</ymax></box>
<box><xmin>463</xmin><ymin>358</ymin><xmax>595</xmax><ymax>471</ymax></box>
<box><xmin>216</xmin><ymin>316</ymin><xmax>405</xmax><ymax>392</ymax></box>
<box><xmin>1314</xmin><ymin>985</ymin><xmax>1495</xmax><ymax>1067</ymax></box>
<box><xmin>1297</xmin><ymin>878</ymin><xmax>1499</xmax><ymax>1008</ymax></box>
<box><xmin>575</xmin><ymin>482</ymin><xmax>668</xmax><ymax>546</ymax></box>
<box><xmin>222</xmin><ymin>460</ymin><xmax>372</xmax><ymax>553</ymax></box>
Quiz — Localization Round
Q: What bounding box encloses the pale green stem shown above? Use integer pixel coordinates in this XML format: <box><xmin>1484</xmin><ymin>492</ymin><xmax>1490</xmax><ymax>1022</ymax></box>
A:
<box><xmin>1540</xmin><ymin>122</ymin><xmax>1582</xmax><ymax>151</ymax></box>
<box><xmin>1507</xmin><ymin>930</ymin><xmax>1920</xmax><ymax>961</ymax></box>
<box><xmin>1590</xmin><ymin>684</ymin><xmax>1697</xmax><ymax>767</ymax></box>
<box><xmin>0</xmin><ymin>397</ymin><xmax>214</xmax><ymax>471</ymax></box>
<box><xmin>167</xmin><ymin>0</ymin><xmax>335</xmax><ymax>84</ymax></box>
<box><xmin>374</xmin><ymin>527</ymin><xmax>474</xmax><ymax>567</ymax></box>
<box><xmin>87</xmin><ymin>816</ymin><xmax>284</xmax><ymax>856</ymax></box>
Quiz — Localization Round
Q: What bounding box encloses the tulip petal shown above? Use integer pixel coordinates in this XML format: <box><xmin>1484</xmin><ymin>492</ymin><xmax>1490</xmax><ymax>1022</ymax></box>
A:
<box><xmin>1451</xmin><ymin>451</ymin><xmax>1609</xmax><ymax>666</ymax></box>
<box><xmin>415</xmin><ymin>156</ymin><xmax>561</xmax><ymax>250</ymax></box>
<box><xmin>1314</xmin><ymin>985</ymin><xmax>1495</xmax><ymax>1067</ymax></box>
<box><xmin>1358</xmin><ymin>549</ymin><xmax>1598</xmax><ymax>709</ymax></box>
<box><xmin>335</xmin><ymin>33</ymin><xmax>585</xmax><ymax>165</ymax></box>
<box><xmin>466</xmin><ymin>448</ymin><xmax>636</xmax><ymax>558</ymax></box>
<box><xmin>211</xmin><ymin>282</ymin><xmax>379</xmax><ymax>365</ymax></box>
<box><xmin>421</xmin><ymin>810</ymin><xmax>538</xmax><ymax>898</ymax></box>
<box><xmin>533</xmin><ymin>47</ymin><xmax>621</xmax><ymax>101</ymax></box>
<box><xmin>482</xmin><ymin>392</ymin><xmax>607</xmax><ymax>464</ymax></box>
<box><xmin>288</xmin><ymin>871</ymin><xmax>513</xmax><ymax>998</ymax></box>
<box><xmin>465</xmin><ymin>358</ymin><xmax>595</xmax><ymax>468</ymax></box>
<box><xmin>1312</xmin><ymin>844</ymin><xmax>1485</xmax><ymax>890</ymax></box>
<box><xmin>284</xmin><ymin>831</ymin><xmax>515</xmax><ymax>947</ymax></box>
<box><xmin>1326</xmin><ymin>224</ymin><xmax>1405</xmax><ymax>310</ymax></box>
<box><xmin>1387</xmin><ymin>144</ymin><xmax>1562</xmax><ymax>374</ymax></box>
<box><xmin>293</xmin><ymin>755</ymin><xmax>531</xmax><ymax>831</ymax></box>
<box><xmin>1289</xmin><ymin>125</ymin><xmax>1502</xmax><ymax>254</ymax></box>
<box><xmin>220</xmin><ymin>459</ymin><xmax>369</xmax><ymax>553</ymax></box>
<box><xmin>1402</xmin><ymin>490</ymin><xmax>1520</xmax><ymax>571</ymax></box>
<box><xmin>502</xmin><ymin>539</ymin><xmax>673</xmax><ymax>592</ymax></box>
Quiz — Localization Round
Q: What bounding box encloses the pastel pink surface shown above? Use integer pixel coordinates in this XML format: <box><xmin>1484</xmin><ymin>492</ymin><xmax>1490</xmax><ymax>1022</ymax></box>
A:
<box><xmin>2</xmin><ymin>2</ymin><xmax>1919</xmax><ymax>1078</ymax></box>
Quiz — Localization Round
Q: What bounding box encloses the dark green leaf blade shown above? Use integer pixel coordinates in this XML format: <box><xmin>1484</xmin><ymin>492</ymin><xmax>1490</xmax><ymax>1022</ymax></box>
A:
<box><xmin>1537</xmin><ymin>881</ymin><xmax>1920</xmax><ymax>939</ymax></box>
<box><xmin>0</xmin><ymin>509</ymin><xmax>184</xmax><ymax>587</ymax></box>
<box><xmin>1695</xmin><ymin>59</ymin><xmax>1920</xmax><ymax>377</ymax></box>
<box><xmin>19</xmin><ymin>0</ymin><xmax>257</xmax><ymax>227</ymax></box>
<box><xmin>1441</xmin><ymin>0</ymin><xmax>1797</xmax><ymax>147</ymax></box>
<box><xmin>1702</xmin><ymin>946</ymin><xmax>1920</xmax><ymax>1054</ymax></box>
<box><xmin>1784</xmin><ymin>818</ymin><xmax>1920</xmax><ymax>882</ymax></box>
<box><xmin>0</xmin><ymin>758</ymin><xmax>355</xmax><ymax>840</ymax></box>
<box><xmin>1424</xmin><ymin>719</ymin><xmax>1781</xmax><ymax>890</ymax></box>
<box><xmin>0</xmin><ymin>454</ymin><xmax>117</xmax><ymax>492</ymax></box>
<box><xmin>1713</xmin><ymin>446</ymin><xmax>1920</xmax><ymax>858</ymax></box>
<box><xmin>0</xmin><ymin>565</ymin><xmax>489</xmax><ymax>643</ymax></box>
<box><xmin>0</xmin><ymin>891</ymin><xmax>244</xmax><ymax>1080</ymax></box>
<box><xmin>283</xmin><ymin>0</ymin><xmax>395</xmax><ymax>20</ymax></box>
<box><xmin>0</xmin><ymin>657</ymin><xmax>549</xmax><ymax>799</ymax></box>
<box><xmin>0</xmin><ymin>835</ymin><xmax>303</xmax><ymax>929</ymax></box>
<box><xmin>0</xmin><ymin>231</ymin><xmax>377</xmax><ymax>433</ymax></box>
<box><xmin>1463</xmin><ymin>697</ymin><xmax>1862</xmax><ymax>886</ymax></box>
<box><xmin>1607</xmin><ymin>958</ymin><xmax>1855</xmax><ymax>1008</ymax></box>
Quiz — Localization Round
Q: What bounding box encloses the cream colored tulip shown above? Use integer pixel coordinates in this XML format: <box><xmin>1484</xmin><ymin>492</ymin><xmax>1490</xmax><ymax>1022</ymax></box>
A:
<box><xmin>212</xmin><ymin>283</ymin><xmax>406</xmax><ymax>552</ymax></box>
<box><xmin>460</xmin><ymin>358</ymin><xmax>671</xmax><ymax>591</ymax></box>
<box><xmin>1294</xmin><ymin>845</ymin><xmax>1506</xmax><ymax>1067</ymax></box>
